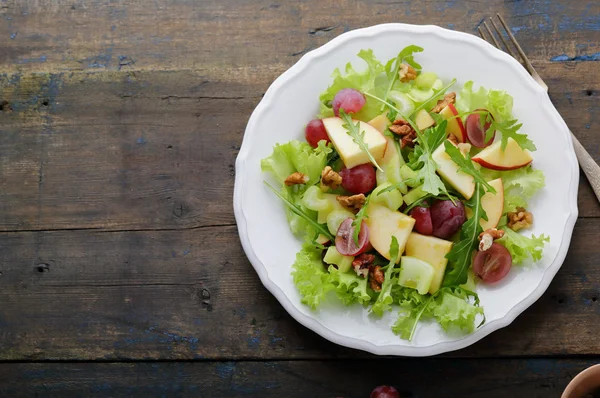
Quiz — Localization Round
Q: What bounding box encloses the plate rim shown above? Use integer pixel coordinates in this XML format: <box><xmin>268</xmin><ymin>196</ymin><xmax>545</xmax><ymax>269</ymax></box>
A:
<box><xmin>233</xmin><ymin>23</ymin><xmax>579</xmax><ymax>356</ymax></box>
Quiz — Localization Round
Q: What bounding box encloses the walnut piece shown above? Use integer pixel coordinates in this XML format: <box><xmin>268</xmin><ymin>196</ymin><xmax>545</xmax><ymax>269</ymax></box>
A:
<box><xmin>369</xmin><ymin>265</ymin><xmax>385</xmax><ymax>292</ymax></box>
<box><xmin>284</xmin><ymin>172</ymin><xmax>309</xmax><ymax>186</ymax></box>
<box><xmin>478</xmin><ymin>228</ymin><xmax>505</xmax><ymax>251</ymax></box>
<box><xmin>448</xmin><ymin>134</ymin><xmax>459</xmax><ymax>144</ymax></box>
<box><xmin>320</xmin><ymin>166</ymin><xmax>342</xmax><ymax>192</ymax></box>
<box><xmin>399</xmin><ymin>63</ymin><xmax>417</xmax><ymax>82</ymax></box>
<box><xmin>389</xmin><ymin>119</ymin><xmax>416</xmax><ymax>148</ymax></box>
<box><xmin>352</xmin><ymin>253</ymin><xmax>375</xmax><ymax>278</ymax></box>
<box><xmin>507</xmin><ymin>207</ymin><xmax>533</xmax><ymax>231</ymax></box>
<box><xmin>431</xmin><ymin>92</ymin><xmax>457</xmax><ymax>113</ymax></box>
<box><xmin>336</xmin><ymin>194</ymin><xmax>366</xmax><ymax>213</ymax></box>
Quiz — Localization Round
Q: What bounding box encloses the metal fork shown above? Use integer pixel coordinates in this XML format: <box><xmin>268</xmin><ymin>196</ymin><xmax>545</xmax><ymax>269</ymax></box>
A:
<box><xmin>479</xmin><ymin>14</ymin><xmax>600</xmax><ymax>202</ymax></box>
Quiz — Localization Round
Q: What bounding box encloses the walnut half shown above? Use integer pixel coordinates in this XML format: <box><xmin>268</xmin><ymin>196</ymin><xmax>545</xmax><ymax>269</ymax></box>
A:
<box><xmin>352</xmin><ymin>253</ymin><xmax>375</xmax><ymax>278</ymax></box>
<box><xmin>336</xmin><ymin>194</ymin><xmax>366</xmax><ymax>214</ymax></box>
<box><xmin>284</xmin><ymin>172</ymin><xmax>309</xmax><ymax>186</ymax></box>
<box><xmin>431</xmin><ymin>92</ymin><xmax>456</xmax><ymax>113</ymax></box>
<box><xmin>478</xmin><ymin>228</ymin><xmax>505</xmax><ymax>251</ymax></box>
<box><xmin>399</xmin><ymin>63</ymin><xmax>417</xmax><ymax>82</ymax></box>
<box><xmin>369</xmin><ymin>265</ymin><xmax>385</xmax><ymax>292</ymax></box>
<box><xmin>389</xmin><ymin>119</ymin><xmax>416</xmax><ymax>148</ymax></box>
<box><xmin>507</xmin><ymin>207</ymin><xmax>533</xmax><ymax>231</ymax></box>
<box><xmin>320</xmin><ymin>166</ymin><xmax>342</xmax><ymax>192</ymax></box>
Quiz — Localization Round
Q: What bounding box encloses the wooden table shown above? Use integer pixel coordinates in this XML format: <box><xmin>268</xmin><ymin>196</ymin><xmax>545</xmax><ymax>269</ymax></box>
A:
<box><xmin>0</xmin><ymin>1</ymin><xmax>599</xmax><ymax>396</ymax></box>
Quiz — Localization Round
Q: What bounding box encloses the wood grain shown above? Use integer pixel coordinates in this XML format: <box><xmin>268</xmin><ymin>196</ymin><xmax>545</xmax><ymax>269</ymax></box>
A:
<box><xmin>0</xmin><ymin>220</ymin><xmax>598</xmax><ymax>361</ymax></box>
<box><xmin>0</xmin><ymin>359</ymin><xmax>596</xmax><ymax>398</ymax></box>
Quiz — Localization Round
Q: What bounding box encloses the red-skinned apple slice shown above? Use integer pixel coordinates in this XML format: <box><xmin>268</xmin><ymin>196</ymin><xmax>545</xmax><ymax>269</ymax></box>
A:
<box><xmin>472</xmin><ymin>137</ymin><xmax>533</xmax><ymax>170</ymax></box>
<box><xmin>439</xmin><ymin>103</ymin><xmax>466</xmax><ymax>143</ymax></box>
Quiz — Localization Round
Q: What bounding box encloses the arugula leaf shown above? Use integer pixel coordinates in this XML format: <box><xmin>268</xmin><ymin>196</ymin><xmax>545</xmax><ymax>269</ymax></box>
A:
<box><xmin>352</xmin><ymin>195</ymin><xmax>370</xmax><ymax>246</ymax></box>
<box><xmin>339</xmin><ymin>110</ymin><xmax>383</xmax><ymax>171</ymax></box>
<box><xmin>443</xmin><ymin>183</ymin><xmax>487</xmax><ymax>287</ymax></box>
<box><xmin>381</xmin><ymin>45</ymin><xmax>424</xmax><ymax>108</ymax></box>
<box><xmin>370</xmin><ymin>236</ymin><xmax>400</xmax><ymax>316</ymax></box>
<box><xmin>443</xmin><ymin>141</ymin><xmax>496</xmax><ymax>194</ymax></box>
<box><xmin>411</xmin><ymin>122</ymin><xmax>452</xmax><ymax>197</ymax></box>
<box><xmin>497</xmin><ymin>227</ymin><xmax>549</xmax><ymax>265</ymax></box>
<box><xmin>264</xmin><ymin>181</ymin><xmax>334</xmax><ymax>241</ymax></box>
<box><xmin>491</xmin><ymin>118</ymin><xmax>536</xmax><ymax>152</ymax></box>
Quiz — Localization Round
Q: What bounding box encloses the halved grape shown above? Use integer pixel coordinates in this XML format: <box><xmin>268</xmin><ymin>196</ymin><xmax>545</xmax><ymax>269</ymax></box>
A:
<box><xmin>335</xmin><ymin>218</ymin><xmax>370</xmax><ymax>256</ymax></box>
<box><xmin>332</xmin><ymin>88</ymin><xmax>366</xmax><ymax>117</ymax></box>
<box><xmin>466</xmin><ymin>109</ymin><xmax>495</xmax><ymax>148</ymax></box>
<box><xmin>473</xmin><ymin>243</ymin><xmax>512</xmax><ymax>283</ymax></box>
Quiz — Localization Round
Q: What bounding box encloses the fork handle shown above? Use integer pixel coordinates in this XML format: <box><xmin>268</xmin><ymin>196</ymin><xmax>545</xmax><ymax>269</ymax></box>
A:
<box><xmin>570</xmin><ymin>131</ymin><xmax>600</xmax><ymax>202</ymax></box>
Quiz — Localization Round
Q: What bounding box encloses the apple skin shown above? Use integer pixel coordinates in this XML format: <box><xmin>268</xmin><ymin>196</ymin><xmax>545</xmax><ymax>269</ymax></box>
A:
<box><xmin>439</xmin><ymin>103</ymin><xmax>466</xmax><ymax>143</ymax></box>
<box><xmin>472</xmin><ymin>138</ymin><xmax>533</xmax><ymax>171</ymax></box>
<box><xmin>480</xmin><ymin>178</ymin><xmax>504</xmax><ymax>231</ymax></box>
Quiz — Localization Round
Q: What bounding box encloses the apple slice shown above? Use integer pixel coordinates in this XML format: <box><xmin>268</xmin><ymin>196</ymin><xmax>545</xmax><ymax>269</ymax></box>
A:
<box><xmin>432</xmin><ymin>140</ymin><xmax>475</xmax><ymax>199</ymax></box>
<box><xmin>472</xmin><ymin>137</ymin><xmax>533</xmax><ymax>170</ymax></box>
<box><xmin>367</xmin><ymin>113</ymin><xmax>390</xmax><ymax>134</ymax></box>
<box><xmin>439</xmin><ymin>103</ymin><xmax>466</xmax><ymax>142</ymax></box>
<box><xmin>480</xmin><ymin>178</ymin><xmax>504</xmax><ymax>230</ymax></box>
<box><xmin>415</xmin><ymin>109</ymin><xmax>436</xmax><ymax>130</ymax></box>
<box><xmin>365</xmin><ymin>203</ymin><xmax>415</xmax><ymax>263</ymax></box>
<box><xmin>405</xmin><ymin>232</ymin><xmax>453</xmax><ymax>294</ymax></box>
<box><xmin>322</xmin><ymin>117</ymin><xmax>387</xmax><ymax>169</ymax></box>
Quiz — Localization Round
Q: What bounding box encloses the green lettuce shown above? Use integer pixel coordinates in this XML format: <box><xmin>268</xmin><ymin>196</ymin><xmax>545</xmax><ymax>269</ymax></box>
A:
<box><xmin>318</xmin><ymin>49</ymin><xmax>387</xmax><ymax>121</ymax></box>
<box><xmin>498</xmin><ymin>227</ymin><xmax>549</xmax><ymax>265</ymax></box>
<box><xmin>329</xmin><ymin>266</ymin><xmax>372</xmax><ymax>306</ymax></box>
<box><xmin>481</xmin><ymin>166</ymin><xmax>545</xmax><ymax>214</ymax></box>
<box><xmin>261</xmin><ymin>140</ymin><xmax>332</xmax><ymax>239</ymax></box>
<box><xmin>291</xmin><ymin>244</ymin><xmax>333</xmax><ymax>309</ymax></box>
<box><xmin>456</xmin><ymin>81</ymin><xmax>513</xmax><ymax>122</ymax></box>
<box><xmin>392</xmin><ymin>287</ymin><xmax>483</xmax><ymax>340</ymax></box>
<box><xmin>261</xmin><ymin>140</ymin><xmax>331</xmax><ymax>185</ymax></box>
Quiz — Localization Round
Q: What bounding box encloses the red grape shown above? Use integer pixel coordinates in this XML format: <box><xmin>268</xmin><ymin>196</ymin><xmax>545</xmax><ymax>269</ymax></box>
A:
<box><xmin>305</xmin><ymin>119</ymin><xmax>330</xmax><ymax>148</ymax></box>
<box><xmin>370</xmin><ymin>385</ymin><xmax>400</xmax><ymax>398</ymax></box>
<box><xmin>335</xmin><ymin>218</ymin><xmax>370</xmax><ymax>256</ymax></box>
<box><xmin>473</xmin><ymin>243</ymin><xmax>512</xmax><ymax>283</ymax></box>
<box><xmin>465</xmin><ymin>109</ymin><xmax>495</xmax><ymax>148</ymax></box>
<box><xmin>410</xmin><ymin>206</ymin><xmax>433</xmax><ymax>235</ymax></box>
<box><xmin>339</xmin><ymin>164</ymin><xmax>376</xmax><ymax>194</ymax></box>
<box><xmin>332</xmin><ymin>88</ymin><xmax>366</xmax><ymax>117</ymax></box>
<box><xmin>430</xmin><ymin>199</ymin><xmax>466</xmax><ymax>239</ymax></box>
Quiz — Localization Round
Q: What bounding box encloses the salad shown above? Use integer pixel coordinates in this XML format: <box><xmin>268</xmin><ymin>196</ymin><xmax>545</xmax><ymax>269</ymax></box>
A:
<box><xmin>261</xmin><ymin>46</ymin><xmax>549</xmax><ymax>341</ymax></box>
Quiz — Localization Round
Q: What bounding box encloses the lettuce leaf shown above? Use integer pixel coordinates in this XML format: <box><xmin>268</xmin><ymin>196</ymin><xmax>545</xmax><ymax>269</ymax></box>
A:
<box><xmin>430</xmin><ymin>289</ymin><xmax>483</xmax><ymax>333</ymax></box>
<box><xmin>456</xmin><ymin>81</ymin><xmax>513</xmax><ymax>122</ymax></box>
<box><xmin>262</xmin><ymin>140</ymin><xmax>332</xmax><ymax>239</ymax></box>
<box><xmin>318</xmin><ymin>49</ymin><xmax>388</xmax><ymax>121</ymax></box>
<box><xmin>497</xmin><ymin>227</ymin><xmax>549</xmax><ymax>265</ymax></box>
<box><xmin>481</xmin><ymin>166</ymin><xmax>545</xmax><ymax>214</ymax></box>
<box><xmin>392</xmin><ymin>287</ymin><xmax>483</xmax><ymax>340</ymax></box>
<box><xmin>329</xmin><ymin>266</ymin><xmax>372</xmax><ymax>306</ymax></box>
<box><xmin>291</xmin><ymin>244</ymin><xmax>333</xmax><ymax>309</ymax></box>
<box><xmin>261</xmin><ymin>140</ymin><xmax>331</xmax><ymax>185</ymax></box>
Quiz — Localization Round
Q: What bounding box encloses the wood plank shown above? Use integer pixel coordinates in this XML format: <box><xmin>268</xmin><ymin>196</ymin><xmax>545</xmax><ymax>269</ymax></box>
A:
<box><xmin>0</xmin><ymin>358</ymin><xmax>596</xmax><ymax>397</ymax></box>
<box><xmin>0</xmin><ymin>220</ymin><xmax>598</xmax><ymax>360</ymax></box>
<box><xmin>0</xmin><ymin>66</ymin><xmax>598</xmax><ymax>232</ymax></box>
<box><xmin>1</xmin><ymin>0</ymin><xmax>598</xmax><ymax>75</ymax></box>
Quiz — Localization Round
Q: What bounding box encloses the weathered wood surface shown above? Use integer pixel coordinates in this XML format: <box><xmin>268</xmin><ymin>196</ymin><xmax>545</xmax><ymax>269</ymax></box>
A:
<box><xmin>1</xmin><ymin>1</ymin><xmax>600</xmax><ymax>395</ymax></box>
<box><xmin>0</xmin><ymin>358</ymin><xmax>596</xmax><ymax>398</ymax></box>
<box><xmin>0</xmin><ymin>220</ymin><xmax>599</xmax><ymax>360</ymax></box>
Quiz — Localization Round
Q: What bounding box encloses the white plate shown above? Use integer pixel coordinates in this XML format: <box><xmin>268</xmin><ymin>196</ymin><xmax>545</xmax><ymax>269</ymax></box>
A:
<box><xmin>233</xmin><ymin>24</ymin><xmax>578</xmax><ymax>356</ymax></box>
